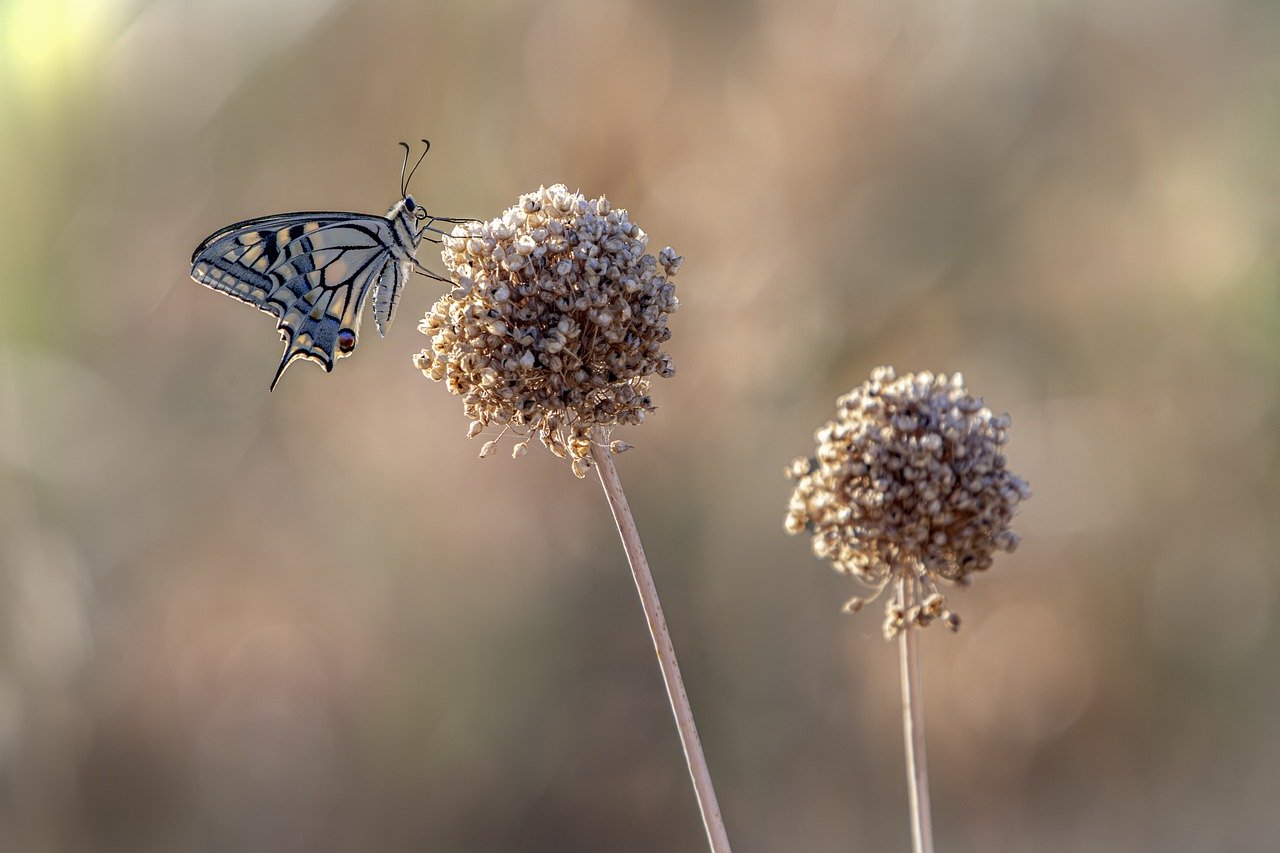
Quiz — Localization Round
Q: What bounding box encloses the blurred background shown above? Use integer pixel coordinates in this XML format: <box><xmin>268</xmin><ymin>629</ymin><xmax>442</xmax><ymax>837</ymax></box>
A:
<box><xmin>2</xmin><ymin>0</ymin><xmax>1277</xmax><ymax>850</ymax></box>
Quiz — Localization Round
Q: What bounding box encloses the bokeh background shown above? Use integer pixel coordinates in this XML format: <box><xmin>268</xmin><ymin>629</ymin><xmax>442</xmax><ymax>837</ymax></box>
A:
<box><xmin>2</xmin><ymin>0</ymin><xmax>1278</xmax><ymax>850</ymax></box>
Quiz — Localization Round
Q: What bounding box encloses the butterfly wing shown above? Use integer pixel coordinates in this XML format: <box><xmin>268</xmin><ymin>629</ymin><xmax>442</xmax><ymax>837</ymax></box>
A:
<box><xmin>190</xmin><ymin>212</ymin><xmax>400</xmax><ymax>389</ymax></box>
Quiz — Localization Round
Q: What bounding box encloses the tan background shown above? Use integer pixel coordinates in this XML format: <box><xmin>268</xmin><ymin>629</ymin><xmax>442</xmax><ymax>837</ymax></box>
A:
<box><xmin>2</xmin><ymin>0</ymin><xmax>1277</xmax><ymax>850</ymax></box>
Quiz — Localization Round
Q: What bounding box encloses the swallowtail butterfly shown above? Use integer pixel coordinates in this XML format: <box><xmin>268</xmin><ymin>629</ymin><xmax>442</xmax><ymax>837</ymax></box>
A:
<box><xmin>190</xmin><ymin>141</ymin><xmax>466</xmax><ymax>389</ymax></box>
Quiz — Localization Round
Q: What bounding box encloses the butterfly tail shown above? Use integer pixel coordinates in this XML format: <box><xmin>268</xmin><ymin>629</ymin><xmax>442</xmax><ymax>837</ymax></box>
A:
<box><xmin>269</xmin><ymin>347</ymin><xmax>295</xmax><ymax>391</ymax></box>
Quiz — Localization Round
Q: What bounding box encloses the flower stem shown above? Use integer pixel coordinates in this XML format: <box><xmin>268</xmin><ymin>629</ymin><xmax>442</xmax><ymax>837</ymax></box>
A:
<box><xmin>898</xmin><ymin>576</ymin><xmax>936</xmax><ymax>853</ymax></box>
<box><xmin>589</xmin><ymin>436</ymin><xmax>732</xmax><ymax>853</ymax></box>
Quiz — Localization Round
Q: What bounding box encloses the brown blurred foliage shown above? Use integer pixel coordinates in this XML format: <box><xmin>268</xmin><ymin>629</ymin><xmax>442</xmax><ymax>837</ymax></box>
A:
<box><xmin>1</xmin><ymin>1</ymin><xmax>1277</xmax><ymax>850</ymax></box>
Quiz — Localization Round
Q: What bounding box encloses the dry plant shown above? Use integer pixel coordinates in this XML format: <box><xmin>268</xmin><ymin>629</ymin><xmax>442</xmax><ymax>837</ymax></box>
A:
<box><xmin>785</xmin><ymin>366</ymin><xmax>1031</xmax><ymax>852</ymax></box>
<box><xmin>414</xmin><ymin>184</ymin><xmax>731</xmax><ymax>852</ymax></box>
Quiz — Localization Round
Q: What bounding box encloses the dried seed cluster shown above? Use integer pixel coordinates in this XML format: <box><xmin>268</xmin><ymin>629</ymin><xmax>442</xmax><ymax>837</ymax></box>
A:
<box><xmin>414</xmin><ymin>184</ymin><xmax>681</xmax><ymax>477</ymax></box>
<box><xmin>785</xmin><ymin>366</ymin><xmax>1031</xmax><ymax>636</ymax></box>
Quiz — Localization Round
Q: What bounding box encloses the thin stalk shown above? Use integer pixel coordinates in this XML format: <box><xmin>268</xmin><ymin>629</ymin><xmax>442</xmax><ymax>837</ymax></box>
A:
<box><xmin>589</xmin><ymin>436</ymin><xmax>732</xmax><ymax>853</ymax></box>
<box><xmin>898</xmin><ymin>576</ymin><xmax>936</xmax><ymax>853</ymax></box>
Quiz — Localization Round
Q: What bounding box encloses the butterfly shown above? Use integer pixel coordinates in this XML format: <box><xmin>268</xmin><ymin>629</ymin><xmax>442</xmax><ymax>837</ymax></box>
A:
<box><xmin>190</xmin><ymin>140</ymin><xmax>469</xmax><ymax>389</ymax></box>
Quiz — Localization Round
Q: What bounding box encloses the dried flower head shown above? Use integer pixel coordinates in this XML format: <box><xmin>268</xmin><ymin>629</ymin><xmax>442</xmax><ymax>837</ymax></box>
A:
<box><xmin>415</xmin><ymin>184</ymin><xmax>681</xmax><ymax>477</ymax></box>
<box><xmin>785</xmin><ymin>366</ymin><xmax>1031</xmax><ymax>635</ymax></box>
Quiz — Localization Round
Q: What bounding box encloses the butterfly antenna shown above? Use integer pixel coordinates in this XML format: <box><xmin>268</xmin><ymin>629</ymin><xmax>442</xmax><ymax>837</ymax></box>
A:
<box><xmin>398</xmin><ymin>142</ymin><xmax>413</xmax><ymax>198</ymax></box>
<box><xmin>404</xmin><ymin>138</ymin><xmax>431</xmax><ymax>195</ymax></box>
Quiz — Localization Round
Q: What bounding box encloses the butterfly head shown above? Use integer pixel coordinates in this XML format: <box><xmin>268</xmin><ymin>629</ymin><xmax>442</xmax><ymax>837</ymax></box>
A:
<box><xmin>389</xmin><ymin>194</ymin><xmax>431</xmax><ymax>242</ymax></box>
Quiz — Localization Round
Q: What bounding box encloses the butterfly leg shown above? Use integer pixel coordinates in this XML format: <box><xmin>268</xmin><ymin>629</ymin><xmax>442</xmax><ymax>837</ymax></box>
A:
<box><xmin>411</xmin><ymin>258</ymin><xmax>453</xmax><ymax>285</ymax></box>
<box><xmin>425</xmin><ymin>213</ymin><xmax>481</xmax><ymax>224</ymax></box>
<box><xmin>421</xmin><ymin>219</ymin><xmax>459</xmax><ymax>239</ymax></box>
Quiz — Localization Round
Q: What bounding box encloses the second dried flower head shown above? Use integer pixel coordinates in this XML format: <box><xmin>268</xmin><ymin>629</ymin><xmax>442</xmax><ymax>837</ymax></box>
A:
<box><xmin>415</xmin><ymin>184</ymin><xmax>681</xmax><ymax>477</ymax></box>
<box><xmin>785</xmin><ymin>367</ymin><xmax>1031</xmax><ymax>636</ymax></box>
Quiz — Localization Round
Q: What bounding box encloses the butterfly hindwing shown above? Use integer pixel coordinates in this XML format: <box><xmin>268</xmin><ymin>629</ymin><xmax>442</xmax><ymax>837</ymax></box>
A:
<box><xmin>191</xmin><ymin>213</ymin><xmax>402</xmax><ymax>388</ymax></box>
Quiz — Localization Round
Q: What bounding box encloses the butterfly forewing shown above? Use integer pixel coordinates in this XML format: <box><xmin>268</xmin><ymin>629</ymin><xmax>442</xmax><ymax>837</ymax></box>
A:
<box><xmin>191</xmin><ymin>211</ymin><xmax>414</xmax><ymax>388</ymax></box>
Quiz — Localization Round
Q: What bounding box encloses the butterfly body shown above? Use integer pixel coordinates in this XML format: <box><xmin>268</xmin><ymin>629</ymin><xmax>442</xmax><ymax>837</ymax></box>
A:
<box><xmin>190</xmin><ymin>142</ymin><xmax>459</xmax><ymax>390</ymax></box>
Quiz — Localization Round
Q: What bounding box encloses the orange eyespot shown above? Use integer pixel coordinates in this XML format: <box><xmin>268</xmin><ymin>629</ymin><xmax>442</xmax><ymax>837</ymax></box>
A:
<box><xmin>337</xmin><ymin>329</ymin><xmax>356</xmax><ymax>353</ymax></box>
